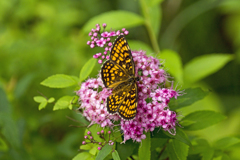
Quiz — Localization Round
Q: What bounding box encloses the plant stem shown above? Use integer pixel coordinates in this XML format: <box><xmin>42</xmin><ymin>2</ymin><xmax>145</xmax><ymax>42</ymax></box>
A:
<box><xmin>140</xmin><ymin>0</ymin><xmax>160</xmax><ymax>54</ymax></box>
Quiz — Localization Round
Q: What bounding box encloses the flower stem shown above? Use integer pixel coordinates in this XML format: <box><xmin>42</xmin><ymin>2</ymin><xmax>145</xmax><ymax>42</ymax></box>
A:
<box><xmin>140</xmin><ymin>0</ymin><xmax>160</xmax><ymax>54</ymax></box>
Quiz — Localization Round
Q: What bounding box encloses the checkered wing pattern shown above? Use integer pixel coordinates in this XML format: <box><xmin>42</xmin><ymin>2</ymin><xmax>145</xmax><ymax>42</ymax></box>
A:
<box><xmin>101</xmin><ymin>35</ymin><xmax>138</xmax><ymax>120</ymax></box>
<box><xmin>101</xmin><ymin>60</ymin><xmax>129</xmax><ymax>88</ymax></box>
<box><xmin>110</xmin><ymin>35</ymin><xmax>135</xmax><ymax>76</ymax></box>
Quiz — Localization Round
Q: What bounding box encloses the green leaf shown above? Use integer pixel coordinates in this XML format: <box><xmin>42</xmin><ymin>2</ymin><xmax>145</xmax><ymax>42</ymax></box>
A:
<box><xmin>139</xmin><ymin>132</ymin><xmax>151</xmax><ymax>160</ymax></box>
<box><xmin>213</xmin><ymin>137</ymin><xmax>240</xmax><ymax>150</ymax></box>
<box><xmin>164</xmin><ymin>126</ymin><xmax>192</xmax><ymax>146</ymax></box>
<box><xmin>169</xmin><ymin>88</ymin><xmax>208</xmax><ymax>110</ymax></box>
<box><xmin>79</xmin><ymin>58</ymin><xmax>97</xmax><ymax>82</ymax></box>
<box><xmin>189</xmin><ymin>139</ymin><xmax>210</xmax><ymax>155</ymax></box>
<box><xmin>116</xmin><ymin>140</ymin><xmax>138</xmax><ymax>160</ymax></box>
<box><xmin>72</xmin><ymin>152</ymin><xmax>94</xmax><ymax>160</ymax></box>
<box><xmin>159</xmin><ymin>50</ymin><xmax>183</xmax><ymax>84</ymax></box>
<box><xmin>47</xmin><ymin>97</ymin><xmax>55</xmax><ymax>103</ymax></box>
<box><xmin>0</xmin><ymin>137</ymin><xmax>8</xmax><ymax>151</ymax></box>
<box><xmin>202</xmin><ymin>148</ymin><xmax>214</xmax><ymax>160</ymax></box>
<box><xmin>41</xmin><ymin>74</ymin><xmax>77</xmax><ymax>88</ymax></box>
<box><xmin>95</xmin><ymin>144</ymin><xmax>112</xmax><ymax>160</ymax></box>
<box><xmin>53</xmin><ymin>96</ymin><xmax>75</xmax><ymax>110</ymax></box>
<box><xmin>112</xmin><ymin>150</ymin><xmax>121</xmax><ymax>160</ymax></box>
<box><xmin>14</xmin><ymin>73</ymin><xmax>35</xmax><ymax>98</ymax></box>
<box><xmin>112</xmin><ymin>131</ymin><xmax>122</xmax><ymax>143</ymax></box>
<box><xmin>167</xmin><ymin>139</ymin><xmax>189</xmax><ymax>160</ymax></box>
<box><xmin>83</xmin><ymin>11</ymin><xmax>144</xmax><ymax>32</ymax></box>
<box><xmin>128</xmin><ymin>40</ymin><xmax>154</xmax><ymax>56</ymax></box>
<box><xmin>80</xmin><ymin>144</ymin><xmax>91</xmax><ymax>150</ymax></box>
<box><xmin>184</xmin><ymin>54</ymin><xmax>234</xmax><ymax>83</ymax></box>
<box><xmin>38</xmin><ymin>101</ymin><xmax>47</xmax><ymax>110</ymax></box>
<box><xmin>181</xmin><ymin>110</ymin><xmax>226</xmax><ymax>131</ymax></box>
<box><xmin>151</xmin><ymin>128</ymin><xmax>172</xmax><ymax>139</ymax></box>
<box><xmin>89</xmin><ymin>146</ymin><xmax>98</xmax><ymax>155</ymax></box>
<box><xmin>140</xmin><ymin>0</ymin><xmax>162</xmax><ymax>35</ymax></box>
<box><xmin>33</xmin><ymin>96</ymin><xmax>47</xmax><ymax>103</ymax></box>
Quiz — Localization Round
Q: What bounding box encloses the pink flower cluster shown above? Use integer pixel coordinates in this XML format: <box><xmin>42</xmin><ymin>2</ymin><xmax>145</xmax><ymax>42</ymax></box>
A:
<box><xmin>76</xmin><ymin>78</ymin><xmax>120</xmax><ymax>128</ymax></box>
<box><xmin>87</xmin><ymin>24</ymin><xmax>129</xmax><ymax>64</ymax></box>
<box><xmin>120</xmin><ymin>50</ymin><xmax>179</xmax><ymax>142</ymax></box>
<box><xmin>77</xmin><ymin>49</ymin><xmax>180</xmax><ymax>143</ymax></box>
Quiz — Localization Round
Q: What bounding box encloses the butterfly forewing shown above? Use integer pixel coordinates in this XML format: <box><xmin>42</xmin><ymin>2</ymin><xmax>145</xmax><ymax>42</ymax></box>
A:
<box><xmin>110</xmin><ymin>35</ymin><xmax>135</xmax><ymax>76</ymax></box>
<box><xmin>101</xmin><ymin>60</ymin><xmax>129</xmax><ymax>88</ymax></box>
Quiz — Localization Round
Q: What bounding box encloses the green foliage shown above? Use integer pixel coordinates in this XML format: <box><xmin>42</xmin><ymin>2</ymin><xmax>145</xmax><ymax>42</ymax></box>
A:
<box><xmin>181</xmin><ymin>111</ymin><xmax>226</xmax><ymax>131</ymax></box>
<box><xmin>83</xmin><ymin>11</ymin><xmax>145</xmax><ymax>32</ymax></box>
<box><xmin>184</xmin><ymin>54</ymin><xmax>234</xmax><ymax>84</ymax></box>
<box><xmin>167</xmin><ymin>139</ymin><xmax>189</xmax><ymax>160</ymax></box>
<box><xmin>169</xmin><ymin>88</ymin><xmax>209</xmax><ymax>110</ymax></box>
<box><xmin>1</xmin><ymin>0</ymin><xmax>240</xmax><ymax>159</ymax></box>
<box><xmin>159</xmin><ymin>50</ymin><xmax>183</xmax><ymax>84</ymax></box>
<box><xmin>138</xmin><ymin>132</ymin><xmax>151</xmax><ymax>160</ymax></box>
<box><xmin>41</xmin><ymin>74</ymin><xmax>78</xmax><ymax>88</ymax></box>
<box><xmin>95</xmin><ymin>145</ymin><xmax>112</xmax><ymax>160</ymax></box>
<box><xmin>79</xmin><ymin>58</ymin><xmax>97</xmax><ymax>82</ymax></box>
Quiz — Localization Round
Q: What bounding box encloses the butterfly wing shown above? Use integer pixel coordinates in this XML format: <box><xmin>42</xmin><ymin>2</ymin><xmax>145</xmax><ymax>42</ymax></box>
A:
<box><xmin>110</xmin><ymin>35</ymin><xmax>135</xmax><ymax>76</ymax></box>
<box><xmin>101</xmin><ymin>60</ymin><xmax>129</xmax><ymax>88</ymax></box>
<box><xmin>117</xmin><ymin>83</ymin><xmax>138</xmax><ymax>120</ymax></box>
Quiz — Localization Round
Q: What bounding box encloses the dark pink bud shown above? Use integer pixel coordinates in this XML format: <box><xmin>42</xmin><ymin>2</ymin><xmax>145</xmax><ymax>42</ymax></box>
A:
<box><xmin>82</xmin><ymin>141</ymin><xmax>86</xmax><ymax>145</ymax></box>
<box><xmin>98</xmin><ymin>147</ymin><xmax>102</xmax><ymax>150</ymax></box>
<box><xmin>87</xmin><ymin>131</ymin><xmax>91</xmax><ymax>135</ymax></box>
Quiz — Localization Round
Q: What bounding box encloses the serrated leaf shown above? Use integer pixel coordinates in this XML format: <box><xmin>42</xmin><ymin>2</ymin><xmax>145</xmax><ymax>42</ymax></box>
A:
<box><xmin>83</xmin><ymin>11</ymin><xmax>144</xmax><ymax>32</ymax></box>
<box><xmin>80</xmin><ymin>144</ymin><xmax>92</xmax><ymax>150</ymax></box>
<box><xmin>33</xmin><ymin>96</ymin><xmax>47</xmax><ymax>103</ymax></box>
<box><xmin>139</xmin><ymin>132</ymin><xmax>151</xmax><ymax>160</ymax></box>
<box><xmin>47</xmin><ymin>97</ymin><xmax>55</xmax><ymax>103</ymax></box>
<box><xmin>189</xmin><ymin>139</ymin><xmax>210</xmax><ymax>155</ymax></box>
<box><xmin>95</xmin><ymin>145</ymin><xmax>112</xmax><ymax>160</ymax></box>
<box><xmin>38</xmin><ymin>101</ymin><xmax>47</xmax><ymax>110</ymax></box>
<box><xmin>41</xmin><ymin>74</ymin><xmax>77</xmax><ymax>88</ymax></box>
<box><xmin>167</xmin><ymin>139</ymin><xmax>189</xmax><ymax>160</ymax></box>
<box><xmin>181</xmin><ymin>111</ymin><xmax>226</xmax><ymax>131</ymax></box>
<box><xmin>112</xmin><ymin>150</ymin><xmax>121</xmax><ymax>160</ymax></box>
<box><xmin>184</xmin><ymin>54</ymin><xmax>234</xmax><ymax>83</ymax></box>
<box><xmin>112</xmin><ymin>131</ymin><xmax>122</xmax><ymax>143</ymax></box>
<box><xmin>151</xmin><ymin>128</ymin><xmax>172</xmax><ymax>139</ymax></box>
<box><xmin>72</xmin><ymin>152</ymin><xmax>94</xmax><ymax>160</ymax></box>
<box><xmin>89</xmin><ymin>146</ymin><xmax>98</xmax><ymax>155</ymax></box>
<box><xmin>79</xmin><ymin>58</ymin><xmax>97</xmax><ymax>82</ymax></box>
<box><xmin>159</xmin><ymin>50</ymin><xmax>183</xmax><ymax>84</ymax></box>
<box><xmin>164</xmin><ymin>126</ymin><xmax>192</xmax><ymax>146</ymax></box>
<box><xmin>213</xmin><ymin>137</ymin><xmax>240</xmax><ymax>150</ymax></box>
<box><xmin>202</xmin><ymin>148</ymin><xmax>214</xmax><ymax>160</ymax></box>
<box><xmin>116</xmin><ymin>140</ymin><xmax>138</xmax><ymax>160</ymax></box>
<box><xmin>169</xmin><ymin>88</ymin><xmax>208</xmax><ymax>110</ymax></box>
<box><xmin>53</xmin><ymin>96</ymin><xmax>74</xmax><ymax>110</ymax></box>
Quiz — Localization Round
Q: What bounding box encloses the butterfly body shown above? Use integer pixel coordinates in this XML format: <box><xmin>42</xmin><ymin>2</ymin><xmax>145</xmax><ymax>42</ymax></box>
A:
<box><xmin>101</xmin><ymin>35</ymin><xmax>139</xmax><ymax>120</ymax></box>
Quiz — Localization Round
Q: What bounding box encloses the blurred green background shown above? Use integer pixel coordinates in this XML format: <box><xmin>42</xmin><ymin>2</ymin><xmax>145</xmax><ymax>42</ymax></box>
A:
<box><xmin>0</xmin><ymin>0</ymin><xmax>240</xmax><ymax>159</ymax></box>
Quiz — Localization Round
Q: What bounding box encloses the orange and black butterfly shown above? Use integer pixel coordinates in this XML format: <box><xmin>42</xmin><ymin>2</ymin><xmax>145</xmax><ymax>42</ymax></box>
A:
<box><xmin>101</xmin><ymin>35</ymin><xmax>139</xmax><ymax>120</ymax></box>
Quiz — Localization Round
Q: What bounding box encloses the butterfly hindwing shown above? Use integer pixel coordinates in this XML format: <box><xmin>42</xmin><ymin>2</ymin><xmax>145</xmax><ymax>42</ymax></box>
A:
<box><xmin>117</xmin><ymin>83</ymin><xmax>138</xmax><ymax>120</ymax></box>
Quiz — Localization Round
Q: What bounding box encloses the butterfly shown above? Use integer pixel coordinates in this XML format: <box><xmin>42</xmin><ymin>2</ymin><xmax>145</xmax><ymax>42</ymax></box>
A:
<box><xmin>101</xmin><ymin>35</ymin><xmax>139</xmax><ymax>120</ymax></box>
